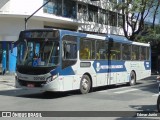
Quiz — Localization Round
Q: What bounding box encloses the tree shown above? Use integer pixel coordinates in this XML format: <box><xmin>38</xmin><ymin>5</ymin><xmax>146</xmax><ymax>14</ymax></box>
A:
<box><xmin>115</xmin><ymin>0</ymin><xmax>160</xmax><ymax>42</ymax></box>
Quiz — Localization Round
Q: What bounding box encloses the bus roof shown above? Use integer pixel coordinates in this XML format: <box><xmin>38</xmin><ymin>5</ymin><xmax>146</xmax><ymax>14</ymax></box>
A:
<box><xmin>21</xmin><ymin>29</ymin><xmax>150</xmax><ymax>47</ymax></box>
<box><xmin>107</xmin><ymin>34</ymin><xmax>150</xmax><ymax>46</ymax></box>
<box><xmin>107</xmin><ymin>34</ymin><xmax>129</xmax><ymax>42</ymax></box>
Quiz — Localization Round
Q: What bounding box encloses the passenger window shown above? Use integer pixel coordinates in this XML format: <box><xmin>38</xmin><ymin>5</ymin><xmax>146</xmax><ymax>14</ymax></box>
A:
<box><xmin>110</xmin><ymin>42</ymin><xmax>121</xmax><ymax>60</ymax></box>
<box><xmin>96</xmin><ymin>41</ymin><xmax>108</xmax><ymax>60</ymax></box>
<box><xmin>140</xmin><ymin>47</ymin><xmax>146</xmax><ymax>60</ymax></box>
<box><xmin>122</xmin><ymin>44</ymin><xmax>131</xmax><ymax>60</ymax></box>
<box><xmin>80</xmin><ymin>38</ymin><xmax>95</xmax><ymax>60</ymax></box>
<box><xmin>132</xmin><ymin>45</ymin><xmax>140</xmax><ymax>60</ymax></box>
<box><xmin>146</xmin><ymin>47</ymin><xmax>150</xmax><ymax>60</ymax></box>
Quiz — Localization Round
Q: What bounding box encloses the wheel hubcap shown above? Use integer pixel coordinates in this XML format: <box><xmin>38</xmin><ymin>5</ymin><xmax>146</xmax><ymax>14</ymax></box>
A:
<box><xmin>130</xmin><ymin>74</ymin><xmax>135</xmax><ymax>84</ymax></box>
<box><xmin>82</xmin><ymin>79</ymin><xmax>88</xmax><ymax>90</ymax></box>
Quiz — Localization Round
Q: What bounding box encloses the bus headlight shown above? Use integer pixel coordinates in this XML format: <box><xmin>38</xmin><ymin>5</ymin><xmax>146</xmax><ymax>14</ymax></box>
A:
<box><xmin>46</xmin><ymin>74</ymin><xmax>58</xmax><ymax>84</ymax></box>
<box><xmin>52</xmin><ymin>74</ymin><xmax>58</xmax><ymax>80</ymax></box>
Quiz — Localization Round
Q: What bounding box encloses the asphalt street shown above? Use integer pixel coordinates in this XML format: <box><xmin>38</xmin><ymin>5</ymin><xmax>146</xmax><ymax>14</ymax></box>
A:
<box><xmin>0</xmin><ymin>75</ymin><xmax>159</xmax><ymax>120</ymax></box>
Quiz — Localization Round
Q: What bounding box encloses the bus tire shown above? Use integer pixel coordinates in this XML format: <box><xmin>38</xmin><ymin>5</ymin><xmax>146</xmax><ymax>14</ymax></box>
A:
<box><xmin>80</xmin><ymin>75</ymin><xmax>91</xmax><ymax>94</ymax></box>
<box><xmin>157</xmin><ymin>95</ymin><xmax>160</xmax><ymax>112</ymax></box>
<box><xmin>129</xmin><ymin>71</ymin><xmax>136</xmax><ymax>86</ymax></box>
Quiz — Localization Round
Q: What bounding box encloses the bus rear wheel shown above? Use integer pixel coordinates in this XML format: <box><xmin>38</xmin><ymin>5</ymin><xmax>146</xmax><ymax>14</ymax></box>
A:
<box><xmin>157</xmin><ymin>95</ymin><xmax>160</xmax><ymax>112</ymax></box>
<box><xmin>129</xmin><ymin>71</ymin><xmax>136</xmax><ymax>86</ymax></box>
<box><xmin>80</xmin><ymin>75</ymin><xmax>91</xmax><ymax>94</ymax></box>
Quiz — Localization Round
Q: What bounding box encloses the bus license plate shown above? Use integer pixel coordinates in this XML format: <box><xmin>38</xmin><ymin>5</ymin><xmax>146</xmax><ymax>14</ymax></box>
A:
<box><xmin>27</xmin><ymin>84</ymin><xmax>34</xmax><ymax>88</ymax></box>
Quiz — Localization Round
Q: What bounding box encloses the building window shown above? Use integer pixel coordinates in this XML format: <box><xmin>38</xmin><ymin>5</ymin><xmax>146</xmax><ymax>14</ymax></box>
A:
<box><xmin>63</xmin><ymin>0</ymin><xmax>77</xmax><ymax>19</ymax></box>
<box><xmin>99</xmin><ymin>9</ymin><xmax>106</xmax><ymax>24</ymax></box>
<box><xmin>105</xmin><ymin>11</ymin><xmax>109</xmax><ymax>25</ymax></box>
<box><xmin>118</xmin><ymin>13</ymin><xmax>123</xmax><ymax>27</ymax></box>
<box><xmin>88</xmin><ymin>5</ymin><xmax>98</xmax><ymax>23</ymax></box>
<box><xmin>118</xmin><ymin>0</ymin><xmax>125</xmax><ymax>3</ymax></box>
<box><xmin>44</xmin><ymin>0</ymin><xmax>77</xmax><ymax>19</ymax></box>
<box><xmin>108</xmin><ymin>0</ymin><xmax>117</xmax><ymax>3</ymax></box>
<box><xmin>109</xmin><ymin>11</ymin><xmax>118</xmax><ymax>26</ymax></box>
<box><xmin>78</xmin><ymin>3</ymin><xmax>88</xmax><ymax>21</ymax></box>
<box><xmin>43</xmin><ymin>0</ymin><xmax>62</xmax><ymax>16</ymax></box>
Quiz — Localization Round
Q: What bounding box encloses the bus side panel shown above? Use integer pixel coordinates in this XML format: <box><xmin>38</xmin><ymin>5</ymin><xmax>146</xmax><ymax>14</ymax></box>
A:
<box><xmin>96</xmin><ymin>73</ymin><xmax>107</xmax><ymax>86</ymax></box>
<box><xmin>125</xmin><ymin>61</ymin><xmax>151</xmax><ymax>81</ymax></box>
<box><xmin>62</xmin><ymin>75</ymin><xmax>74</xmax><ymax>91</ymax></box>
<box><xmin>59</xmin><ymin>67</ymin><xmax>75</xmax><ymax>91</ymax></box>
<box><xmin>116</xmin><ymin>72</ymin><xmax>128</xmax><ymax>83</ymax></box>
<box><xmin>59</xmin><ymin>61</ymin><xmax>97</xmax><ymax>91</ymax></box>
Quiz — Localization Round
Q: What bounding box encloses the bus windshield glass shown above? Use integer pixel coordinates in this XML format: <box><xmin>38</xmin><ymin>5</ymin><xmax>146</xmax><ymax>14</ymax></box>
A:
<box><xmin>17</xmin><ymin>38</ymin><xmax>59</xmax><ymax>67</ymax></box>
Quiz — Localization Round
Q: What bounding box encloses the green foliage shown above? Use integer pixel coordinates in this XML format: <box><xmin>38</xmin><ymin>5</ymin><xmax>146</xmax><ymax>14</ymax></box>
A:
<box><xmin>114</xmin><ymin>0</ymin><xmax>160</xmax><ymax>42</ymax></box>
<box><xmin>134</xmin><ymin>25</ymin><xmax>160</xmax><ymax>43</ymax></box>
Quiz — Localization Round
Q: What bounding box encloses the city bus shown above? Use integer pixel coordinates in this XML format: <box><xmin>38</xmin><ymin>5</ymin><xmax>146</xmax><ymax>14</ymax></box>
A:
<box><xmin>15</xmin><ymin>29</ymin><xmax>151</xmax><ymax>94</ymax></box>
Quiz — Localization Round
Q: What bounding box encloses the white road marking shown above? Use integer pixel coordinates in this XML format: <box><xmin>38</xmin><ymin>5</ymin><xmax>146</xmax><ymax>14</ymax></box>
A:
<box><xmin>152</xmin><ymin>94</ymin><xmax>159</xmax><ymax>97</ymax></box>
<box><xmin>114</xmin><ymin>88</ymin><xmax>138</xmax><ymax>94</ymax></box>
<box><xmin>97</xmin><ymin>86</ymin><xmax>131</xmax><ymax>93</ymax></box>
<box><xmin>98</xmin><ymin>90</ymin><xmax>108</xmax><ymax>93</ymax></box>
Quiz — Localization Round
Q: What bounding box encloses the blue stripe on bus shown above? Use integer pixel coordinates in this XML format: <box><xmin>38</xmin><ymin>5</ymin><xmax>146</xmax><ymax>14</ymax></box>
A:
<box><xmin>50</xmin><ymin>67</ymin><xmax>59</xmax><ymax>75</ymax></box>
<box><xmin>59</xmin><ymin>67</ymin><xmax>75</xmax><ymax>76</ymax></box>
<box><xmin>144</xmin><ymin>61</ymin><xmax>151</xmax><ymax>70</ymax></box>
<box><xmin>93</xmin><ymin>60</ymin><xmax>127</xmax><ymax>73</ymax></box>
<box><xmin>50</xmin><ymin>61</ymin><xmax>151</xmax><ymax>76</ymax></box>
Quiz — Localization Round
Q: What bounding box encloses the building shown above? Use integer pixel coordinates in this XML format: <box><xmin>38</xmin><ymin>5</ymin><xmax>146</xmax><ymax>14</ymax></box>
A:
<box><xmin>0</xmin><ymin>0</ymin><xmax>126</xmax><ymax>74</ymax></box>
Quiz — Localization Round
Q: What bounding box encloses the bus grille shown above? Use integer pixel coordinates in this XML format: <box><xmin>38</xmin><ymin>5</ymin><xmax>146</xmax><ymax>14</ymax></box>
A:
<box><xmin>18</xmin><ymin>79</ymin><xmax>46</xmax><ymax>87</ymax></box>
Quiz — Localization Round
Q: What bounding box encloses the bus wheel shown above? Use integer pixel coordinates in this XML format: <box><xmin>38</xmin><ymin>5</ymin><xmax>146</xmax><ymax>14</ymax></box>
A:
<box><xmin>80</xmin><ymin>75</ymin><xmax>91</xmax><ymax>94</ymax></box>
<box><xmin>129</xmin><ymin>71</ymin><xmax>136</xmax><ymax>86</ymax></box>
<box><xmin>157</xmin><ymin>95</ymin><xmax>160</xmax><ymax>112</ymax></box>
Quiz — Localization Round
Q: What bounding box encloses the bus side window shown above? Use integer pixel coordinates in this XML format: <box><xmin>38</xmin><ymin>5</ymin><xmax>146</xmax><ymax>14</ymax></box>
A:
<box><xmin>122</xmin><ymin>44</ymin><xmax>131</xmax><ymax>60</ymax></box>
<box><xmin>140</xmin><ymin>47</ymin><xmax>147</xmax><ymax>60</ymax></box>
<box><xmin>64</xmin><ymin>43</ymin><xmax>70</xmax><ymax>59</ymax></box>
<box><xmin>96</xmin><ymin>41</ymin><xmax>107</xmax><ymax>60</ymax></box>
<box><xmin>80</xmin><ymin>46</ymin><xmax>90</xmax><ymax>59</ymax></box>
<box><xmin>110</xmin><ymin>42</ymin><xmax>121</xmax><ymax>60</ymax></box>
<box><xmin>80</xmin><ymin>38</ymin><xmax>92</xmax><ymax>60</ymax></box>
<box><xmin>132</xmin><ymin>52</ymin><xmax>136</xmax><ymax>60</ymax></box>
<box><xmin>62</xmin><ymin>35</ymin><xmax>77</xmax><ymax>69</ymax></box>
<box><xmin>63</xmin><ymin>42</ymin><xmax>77</xmax><ymax>59</ymax></box>
<box><xmin>96</xmin><ymin>53</ymin><xmax>100</xmax><ymax>59</ymax></box>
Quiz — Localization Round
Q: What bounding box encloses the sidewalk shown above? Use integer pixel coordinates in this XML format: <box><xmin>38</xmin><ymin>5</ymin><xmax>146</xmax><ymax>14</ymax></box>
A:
<box><xmin>0</xmin><ymin>75</ymin><xmax>16</xmax><ymax>91</ymax></box>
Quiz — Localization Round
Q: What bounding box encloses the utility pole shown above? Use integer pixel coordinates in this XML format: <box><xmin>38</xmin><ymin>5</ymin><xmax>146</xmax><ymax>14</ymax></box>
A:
<box><xmin>25</xmin><ymin>0</ymin><xmax>51</xmax><ymax>30</ymax></box>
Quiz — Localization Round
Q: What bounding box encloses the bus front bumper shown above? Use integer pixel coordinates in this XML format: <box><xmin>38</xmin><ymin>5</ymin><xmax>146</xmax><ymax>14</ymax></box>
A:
<box><xmin>15</xmin><ymin>76</ymin><xmax>61</xmax><ymax>92</ymax></box>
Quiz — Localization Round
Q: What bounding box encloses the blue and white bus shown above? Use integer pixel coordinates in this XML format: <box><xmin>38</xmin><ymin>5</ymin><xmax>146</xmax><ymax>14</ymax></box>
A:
<box><xmin>15</xmin><ymin>29</ymin><xmax>151</xmax><ymax>94</ymax></box>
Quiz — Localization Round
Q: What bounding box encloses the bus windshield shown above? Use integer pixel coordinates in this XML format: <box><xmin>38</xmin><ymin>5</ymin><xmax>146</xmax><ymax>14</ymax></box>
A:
<box><xmin>17</xmin><ymin>39</ymin><xmax>59</xmax><ymax>67</ymax></box>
